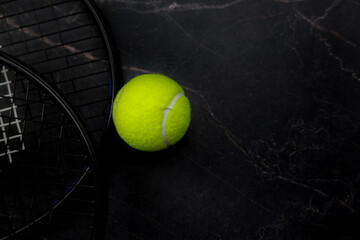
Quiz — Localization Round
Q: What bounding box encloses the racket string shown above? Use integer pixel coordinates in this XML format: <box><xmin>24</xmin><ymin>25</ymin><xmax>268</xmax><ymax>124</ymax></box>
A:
<box><xmin>0</xmin><ymin>65</ymin><xmax>24</xmax><ymax>164</ymax></box>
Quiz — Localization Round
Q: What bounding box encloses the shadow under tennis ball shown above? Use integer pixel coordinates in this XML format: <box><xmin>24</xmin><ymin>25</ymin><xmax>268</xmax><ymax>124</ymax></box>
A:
<box><xmin>100</xmin><ymin>121</ymin><xmax>190</xmax><ymax>172</ymax></box>
<box><xmin>121</xmin><ymin>136</ymin><xmax>189</xmax><ymax>166</ymax></box>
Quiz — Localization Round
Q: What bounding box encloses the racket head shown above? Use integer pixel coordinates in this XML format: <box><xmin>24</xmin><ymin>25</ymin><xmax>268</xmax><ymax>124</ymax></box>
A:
<box><xmin>0</xmin><ymin>51</ymin><xmax>105</xmax><ymax>240</ymax></box>
<box><xmin>0</xmin><ymin>0</ymin><xmax>120</xmax><ymax>145</ymax></box>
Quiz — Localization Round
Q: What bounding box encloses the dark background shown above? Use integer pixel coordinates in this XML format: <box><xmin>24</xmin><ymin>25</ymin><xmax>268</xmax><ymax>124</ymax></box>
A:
<box><xmin>94</xmin><ymin>0</ymin><xmax>360</xmax><ymax>239</ymax></box>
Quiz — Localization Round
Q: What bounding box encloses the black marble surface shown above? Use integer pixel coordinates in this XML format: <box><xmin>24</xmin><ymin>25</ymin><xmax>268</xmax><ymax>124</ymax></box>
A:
<box><xmin>94</xmin><ymin>0</ymin><xmax>360</xmax><ymax>239</ymax></box>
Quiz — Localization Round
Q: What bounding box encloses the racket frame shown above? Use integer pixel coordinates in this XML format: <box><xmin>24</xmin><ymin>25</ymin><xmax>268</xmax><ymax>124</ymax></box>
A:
<box><xmin>0</xmin><ymin>51</ymin><xmax>106</xmax><ymax>240</ymax></box>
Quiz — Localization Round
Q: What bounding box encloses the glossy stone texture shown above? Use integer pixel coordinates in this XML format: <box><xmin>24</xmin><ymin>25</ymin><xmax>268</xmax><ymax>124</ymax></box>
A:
<box><xmin>95</xmin><ymin>1</ymin><xmax>360</xmax><ymax>239</ymax></box>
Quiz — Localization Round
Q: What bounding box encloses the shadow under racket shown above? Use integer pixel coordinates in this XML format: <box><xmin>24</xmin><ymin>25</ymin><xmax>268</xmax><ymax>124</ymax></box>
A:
<box><xmin>0</xmin><ymin>53</ymin><xmax>104</xmax><ymax>239</ymax></box>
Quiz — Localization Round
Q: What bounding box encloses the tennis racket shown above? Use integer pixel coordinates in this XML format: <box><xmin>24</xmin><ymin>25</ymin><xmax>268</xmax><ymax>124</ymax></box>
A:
<box><xmin>0</xmin><ymin>52</ymin><xmax>105</xmax><ymax>239</ymax></box>
<box><xmin>0</xmin><ymin>0</ymin><xmax>119</xmax><ymax>145</ymax></box>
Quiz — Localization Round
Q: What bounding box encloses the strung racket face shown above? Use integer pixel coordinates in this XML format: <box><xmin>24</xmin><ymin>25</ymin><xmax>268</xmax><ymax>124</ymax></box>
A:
<box><xmin>0</xmin><ymin>0</ymin><xmax>118</xmax><ymax>144</ymax></box>
<box><xmin>0</xmin><ymin>53</ymin><xmax>104</xmax><ymax>239</ymax></box>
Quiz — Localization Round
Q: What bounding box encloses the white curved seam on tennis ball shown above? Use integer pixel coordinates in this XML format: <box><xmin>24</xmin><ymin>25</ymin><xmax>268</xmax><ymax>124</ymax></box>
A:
<box><xmin>113</xmin><ymin>89</ymin><xmax>123</xmax><ymax>117</ymax></box>
<box><xmin>162</xmin><ymin>92</ymin><xmax>185</xmax><ymax>146</ymax></box>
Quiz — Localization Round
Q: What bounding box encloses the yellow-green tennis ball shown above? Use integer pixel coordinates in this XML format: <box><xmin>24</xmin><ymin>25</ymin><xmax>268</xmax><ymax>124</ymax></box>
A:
<box><xmin>112</xmin><ymin>74</ymin><xmax>191</xmax><ymax>152</ymax></box>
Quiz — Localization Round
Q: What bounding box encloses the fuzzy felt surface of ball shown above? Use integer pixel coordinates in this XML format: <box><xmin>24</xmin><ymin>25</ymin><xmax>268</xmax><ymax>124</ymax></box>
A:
<box><xmin>112</xmin><ymin>74</ymin><xmax>191</xmax><ymax>151</ymax></box>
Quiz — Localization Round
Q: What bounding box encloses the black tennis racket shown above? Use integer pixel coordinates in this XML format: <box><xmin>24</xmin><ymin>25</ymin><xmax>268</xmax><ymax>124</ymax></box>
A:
<box><xmin>0</xmin><ymin>52</ymin><xmax>105</xmax><ymax>239</ymax></box>
<box><xmin>0</xmin><ymin>0</ymin><xmax>119</xmax><ymax>145</ymax></box>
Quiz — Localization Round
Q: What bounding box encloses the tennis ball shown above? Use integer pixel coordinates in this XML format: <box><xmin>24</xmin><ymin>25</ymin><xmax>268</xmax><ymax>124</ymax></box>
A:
<box><xmin>112</xmin><ymin>74</ymin><xmax>191</xmax><ymax>151</ymax></box>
